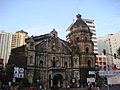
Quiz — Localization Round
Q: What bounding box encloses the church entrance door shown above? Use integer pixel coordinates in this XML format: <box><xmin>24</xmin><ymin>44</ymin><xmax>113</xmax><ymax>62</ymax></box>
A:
<box><xmin>53</xmin><ymin>74</ymin><xmax>63</xmax><ymax>88</ymax></box>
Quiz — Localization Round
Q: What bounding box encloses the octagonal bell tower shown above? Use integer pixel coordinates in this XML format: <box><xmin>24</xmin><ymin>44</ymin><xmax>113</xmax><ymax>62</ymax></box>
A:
<box><xmin>66</xmin><ymin>14</ymin><xmax>96</xmax><ymax>79</ymax></box>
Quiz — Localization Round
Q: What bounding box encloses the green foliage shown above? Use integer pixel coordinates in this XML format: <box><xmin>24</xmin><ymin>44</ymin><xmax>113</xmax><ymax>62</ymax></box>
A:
<box><xmin>96</xmin><ymin>79</ymin><xmax>103</xmax><ymax>87</ymax></box>
<box><xmin>51</xmin><ymin>85</ymin><xmax>59</xmax><ymax>90</ymax></box>
<box><xmin>117</xmin><ymin>47</ymin><xmax>120</xmax><ymax>55</ymax></box>
<box><xmin>22</xmin><ymin>77</ymin><xmax>30</xmax><ymax>86</ymax></box>
<box><xmin>78</xmin><ymin>78</ymin><xmax>86</xmax><ymax>84</ymax></box>
<box><xmin>32</xmin><ymin>76</ymin><xmax>37</xmax><ymax>84</ymax></box>
<box><xmin>75</xmin><ymin>49</ymin><xmax>80</xmax><ymax>54</ymax></box>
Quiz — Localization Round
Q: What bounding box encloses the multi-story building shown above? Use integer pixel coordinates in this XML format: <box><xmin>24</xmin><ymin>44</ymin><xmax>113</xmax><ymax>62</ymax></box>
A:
<box><xmin>97</xmin><ymin>32</ymin><xmax>120</xmax><ymax>68</ymax></box>
<box><xmin>0</xmin><ymin>31</ymin><xmax>12</xmax><ymax>66</ymax></box>
<box><xmin>11</xmin><ymin>30</ymin><xmax>28</xmax><ymax>49</ymax></box>
<box><xmin>96</xmin><ymin>55</ymin><xmax>107</xmax><ymax>70</ymax></box>
<box><xmin>82</xmin><ymin>19</ymin><xmax>98</xmax><ymax>54</ymax></box>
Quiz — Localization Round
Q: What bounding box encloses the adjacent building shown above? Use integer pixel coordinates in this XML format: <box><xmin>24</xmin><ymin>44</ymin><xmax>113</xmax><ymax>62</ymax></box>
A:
<box><xmin>0</xmin><ymin>31</ymin><xmax>12</xmax><ymax>66</ymax></box>
<box><xmin>97</xmin><ymin>32</ymin><xmax>120</xmax><ymax>68</ymax></box>
<box><xmin>11</xmin><ymin>30</ymin><xmax>28</xmax><ymax>49</ymax></box>
<box><xmin>96</xmin><ymin>55</ymin><xmax>107</xmax><ymax>70</ymax></box>
<box><xmin>82</xmin><ymin>19</ymin><xmax>98</xmax><ymax>54</ymax></box>
<box><xmin>0</xmin><ymin>30</ymin><xmax>28</xmax><ymax>67</ymax></box>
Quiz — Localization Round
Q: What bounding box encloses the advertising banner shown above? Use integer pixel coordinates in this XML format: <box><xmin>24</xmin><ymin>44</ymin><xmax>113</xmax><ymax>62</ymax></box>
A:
<box><xmin>87</xmin><ymin>78</ymin><xmax>95</xmax><ymax>83</ymax></box>
<box><xmin>14</xmin><ymin>67</ymin><xmax>24</xmax><ymax>78</ymax></box>
<box><xmin>99</xmin><ymin>70</ymin><xmax>120</xmax><ymax>76</ymax></box>
<box><xmin>107</xmin><ymin>75</ymin><xmax>120</xmax><ymax>84</ymax></box>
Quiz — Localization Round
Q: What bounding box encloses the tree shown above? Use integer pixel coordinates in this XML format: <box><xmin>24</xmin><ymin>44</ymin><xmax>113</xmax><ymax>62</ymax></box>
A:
<box><xmin>78</xmin><ymin>78</ymin><xmax>86</xmax><ymax>87</ymax></box>
<box><xmin>117</xmin><ymin>47</ymin><xmax>120</xmax><ymax>55</ymax></box>
<box><xmin>22</xmin><ymin>77</ymin><xmax>29</xmax><ymax>86</ymax></box>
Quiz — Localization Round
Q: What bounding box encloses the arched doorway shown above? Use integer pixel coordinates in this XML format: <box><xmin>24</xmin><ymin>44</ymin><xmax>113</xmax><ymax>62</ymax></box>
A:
<box><xmin>53</xmin><ymin>74</ymin><xmax>63</xmax><ymax>88</ymax></box>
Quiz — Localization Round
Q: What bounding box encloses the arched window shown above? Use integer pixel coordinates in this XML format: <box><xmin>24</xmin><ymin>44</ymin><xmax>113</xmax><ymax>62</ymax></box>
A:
<box><xmin>76</xmin><ymin>37</ymin><xmax>79</xmax><ymax>41</ymax></box>
<box><xmin>88</xmin><ymin>60</ymin><xmax>91</xmax><ymax>67</ymax></box>
<box><xmin>86</xmin><ymin>47</ymin><xmax>89</xmax><ymax>53</ymax></box>
<box><xmin>30</xmin><ymin>56</ymin><xmax>33</xmax><ymax>64</ymax></box>
<box><xmin>85</xmin><ymin>37</ymin><xmax>87</xmax><ymax>41</ymax></box>
<box><xmin>64</xmin><ymin>62</ymin><xmax>67</xmax><ymax>68</ymax></box>
<box><xmin>40</xmin><ymin>60</ymin><xmax>43</xmax><ymax>67</ymax></box>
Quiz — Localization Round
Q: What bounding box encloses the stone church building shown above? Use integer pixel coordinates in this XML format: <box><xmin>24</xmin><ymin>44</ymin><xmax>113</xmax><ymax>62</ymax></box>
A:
<box><xmin>7</xmin><ymin>14</ymin><xmax>96</xmax><ymax>88</ymax></box>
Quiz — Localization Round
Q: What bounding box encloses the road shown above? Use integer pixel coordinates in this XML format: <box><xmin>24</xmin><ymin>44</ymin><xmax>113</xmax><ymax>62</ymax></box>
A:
<box><xmin>101</xmin><ymin>86</ymin><xmax>120</xmax><ymax>90</ymax></box>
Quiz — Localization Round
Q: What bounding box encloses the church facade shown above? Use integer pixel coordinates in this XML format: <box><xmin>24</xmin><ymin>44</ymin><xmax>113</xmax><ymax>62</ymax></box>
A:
<box><xmin>25</xmin><ymin>14</ymin><xmax>96</xmax><ymax>88</ymax></box>
<box><xmin>26</xmin><ymin>29</ymin><xmax>80</xmax><ymax>88</ymax></box>
<box><xmin>7</xmin><ymin>14</ymin><xmax>96</xmax><ymax>88</ymax></box>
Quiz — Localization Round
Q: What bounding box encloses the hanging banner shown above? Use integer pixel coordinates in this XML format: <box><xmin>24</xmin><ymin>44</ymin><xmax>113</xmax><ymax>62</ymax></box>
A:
<box><xmin>99</xmin><ymin>70</ymin><xmax>120</xmax><ymax>76</ymax></box>
<box><xmin>107</xmin><ymin>75</ymin><xmax>120</xmax><ymax>84</ymax></box>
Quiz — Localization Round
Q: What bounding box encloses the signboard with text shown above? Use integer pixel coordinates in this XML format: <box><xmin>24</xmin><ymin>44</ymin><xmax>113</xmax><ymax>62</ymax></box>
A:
<box><xmin>107</xmin><ymin>75</ymin><xmax>120</xmax><ymax>84</ymax></box>
<box><xmin>14</xmin><ymin>67</ymin><xmax>24</xmax><ymax>78</ymax></box>
<box><xmin>99</xmin><ymin>70</ymin><xmax>120</xmax><ymax>76</ymax></box>
<box><xmin>87</xmin><ymin>78</ymin><xmax>95</xmax><ymax>83</ymax></box>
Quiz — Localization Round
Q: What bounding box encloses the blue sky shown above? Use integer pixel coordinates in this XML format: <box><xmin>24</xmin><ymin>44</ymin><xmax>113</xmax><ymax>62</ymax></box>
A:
<box><xmin>0</xmin><ymin>0</ymin><xmax>120</xmax><ymax>40</ymax></box>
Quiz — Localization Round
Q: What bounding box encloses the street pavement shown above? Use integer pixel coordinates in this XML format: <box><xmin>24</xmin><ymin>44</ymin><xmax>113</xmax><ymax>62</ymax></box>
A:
<box><xmin>101</xmin><ymin>86</ymin><xmax>120</xmax><ymax>90</ymax></box>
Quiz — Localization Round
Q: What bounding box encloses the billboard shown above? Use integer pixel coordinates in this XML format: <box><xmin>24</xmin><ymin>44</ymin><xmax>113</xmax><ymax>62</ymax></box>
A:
<box><xmin>87</xmin><ymin>78</ymin><xmax>95</xmax><ymax>83</ymax></box>
<box><xmin>14</xmin><ymin>67</ymin><xmax>24</xmax><ymax>78</ymax></box>
<box><xmin>107</xmin><ymin>75</ymin><xmax>120</xmax><ymax>84</ymax></box>
<box><xmin>99</xmin><ymin>70</ymin><xmax>120</xmax><ymax>76</ymax></box>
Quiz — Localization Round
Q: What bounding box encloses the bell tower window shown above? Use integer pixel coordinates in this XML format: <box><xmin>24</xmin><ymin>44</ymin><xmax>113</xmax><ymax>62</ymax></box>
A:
<box><xmin>86</xmin><ymin>47</ymin><xmax>89</xmax><ymax>53</ymax></box>
<box><xmin>85</xmin><ymin>37</ymin><xmax>87</xmax><ymax>41</ymax></box>
<box><xmin>76</xmin><ymin>37</ymin><xmax>79</xmax><ymax>41</ymax></box>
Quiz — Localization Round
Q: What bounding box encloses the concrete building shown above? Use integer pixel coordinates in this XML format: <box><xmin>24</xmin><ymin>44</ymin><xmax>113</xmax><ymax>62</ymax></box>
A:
<box><xmin>96</xmin><ymin>55</ymin><xmax>107</xmax><ymax>70</ymax></box>
<box><xmin>82</xmin><ymin>19</ymin><xmax>98</xmax><ymax>54</ymax></box>
<box><xmin>97</xmin><ymin>32</ymin><xmax>120</xmax><ymax>68</ymax></box>
<box><xmin>0</xmin><ymin>31</ymin><xmax>12</xmax><ymax>66</ymax></box>
<box><xmin>11</xmin><ymin>30</ymin><xmax>28</xmax><ymax>49</ymax></box>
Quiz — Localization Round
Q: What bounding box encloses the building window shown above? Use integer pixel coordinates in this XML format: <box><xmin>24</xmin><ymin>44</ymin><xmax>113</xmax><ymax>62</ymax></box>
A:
<box><xmin>86</xmin><ymin>47</ymin><xmax>89</xmax><ymax>53</ymax></box>
<box><xmin>53</xmin><ymin>60</ymin><xmax>56</xmax><ymax>67</ymax></box>
<box><xmin>40</xmin><ymin>60</ymin><xmax>43</xmax><ymax>67</ymax></box>
<box><xmin>96</xmin><ymin>57</ymin><xmax>98</xmax><ymax>61</ymax></box>
<box><xmin>76</xmin><ymin>37</ymin><xmax>79</xmax><ymax>41</ymax></box>
<box><xmin>53</xmin><ymin>57</ymin><xmax>55</xmax><ymax>59</ymax></box>
<box><xmin>99</xmin><ymin>57</ymin><xmax>102</xmax><ymax>61</ymax></box>
<box><xmin>30</xmin><ymin>56</ymin><xmax>33</xmax><ymax>64</ymax></box>
<box><xmin>103</xmin><ymin>57</ymin><xmax>106</xmax><ymax>61</ymax></box>
<box><xmin>64</xmin><ymin>62</ymin><xmax>67</xmax><ymax>68</ymax></box>
<box><xmin>88</xmin><ymin>60</ymin><xmax>91</xmax><ymax>67</ymax></box>
<box><xmin>103</xmin><ymin>62</ymin><xmax>106</xmax><ymax>65</ymax></box>
<box><xmin>85</xmin><ymin>37</ymin><xmax>87</xmax><ymax>41</ymax></box>
<box><xmin>53</xmin><ymin>34</ymin><xmax>56</xmax><ymax>37</ymax></box>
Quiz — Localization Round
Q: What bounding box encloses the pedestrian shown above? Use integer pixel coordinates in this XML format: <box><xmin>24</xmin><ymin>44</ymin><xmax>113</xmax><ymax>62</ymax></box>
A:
<box><xmin>0</xmin><ymin>82</ymin><xmax>3</xmax><ymax>90</ymax></box>
<box><xmin>87</xmin><ymin>84</ymin><xmax>91</xmax><ymax>90</ymax></box>
<box><xmin>97</xmin><ymin>86</ymin><xmax>100</xmax><ymax>90</ymax></box>
<box><xmin>29</xmin><ymin>86</ymin><xmax>34</xmax><ymax>90</ymax></box>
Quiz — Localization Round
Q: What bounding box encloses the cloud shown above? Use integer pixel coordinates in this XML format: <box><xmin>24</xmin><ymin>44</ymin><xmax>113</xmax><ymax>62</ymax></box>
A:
<box><xmin>24</xmin><ymin>23</ymin><xmax>55</xmax><ymax>36</ymax></box>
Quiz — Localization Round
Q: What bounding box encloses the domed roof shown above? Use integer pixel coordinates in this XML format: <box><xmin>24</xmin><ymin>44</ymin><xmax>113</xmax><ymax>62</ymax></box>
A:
<box><xmin>70</xmin><ymin>14</ymin><xmax>88</xmax><ymax>29</ymax></box>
